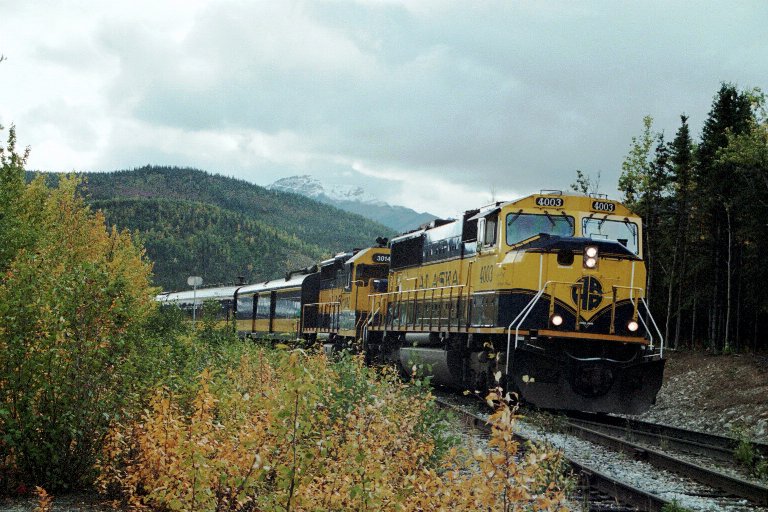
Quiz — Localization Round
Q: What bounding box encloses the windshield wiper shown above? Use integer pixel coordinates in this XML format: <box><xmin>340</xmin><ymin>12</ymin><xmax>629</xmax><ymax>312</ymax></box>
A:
<box><xmin>544</xmin><ymin>210</ymin><xmax>556</xmax><ymax>227</ymax></box>
<box><xmin>560</xmin><ymin>211</ymin><xmax>573</xmax><ymax>228</ymax></box>
<box><xmin>623</xmin><ymin>217</ymin><xmax>637</xmax><ymax>236</ymax></box>
<box><xmin>506</xmin><ymin>209</ymin><xmax>523</xmax><ymax>226</ymax></box>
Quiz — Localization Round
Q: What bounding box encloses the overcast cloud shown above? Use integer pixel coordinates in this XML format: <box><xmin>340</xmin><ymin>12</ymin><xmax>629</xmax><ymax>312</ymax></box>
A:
<box><xmin>1</xmin><ymin>1</ymin><xmax>766</xmax><ymax>217</ymax></box>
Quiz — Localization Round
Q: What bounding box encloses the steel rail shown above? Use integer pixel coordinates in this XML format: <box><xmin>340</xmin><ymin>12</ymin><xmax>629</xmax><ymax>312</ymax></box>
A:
<box><xmin>565</xmin><ymin>422</ymin><xmax>768</xmax><ymax>506</ymax></box>
<box><xmin>435</xmin><ymin>398</ymin><xmax>671</xmax><ymax>512</ymax></box>
<box><xmin>566</xmin><ymin>416</ymin><xmax>734</xmax><ymax>462</ymax></box>
<box><xmin>567</xmin><ymin>411</ymin><xmax>768</xmax><ymax>461</ymax></box>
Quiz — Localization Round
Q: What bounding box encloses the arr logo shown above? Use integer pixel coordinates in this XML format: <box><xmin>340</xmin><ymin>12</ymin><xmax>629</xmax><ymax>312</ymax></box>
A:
<box><xmin>571</xmin><ymin>277</ymin><xmax>603</xmax><ymax>311</ymax></box>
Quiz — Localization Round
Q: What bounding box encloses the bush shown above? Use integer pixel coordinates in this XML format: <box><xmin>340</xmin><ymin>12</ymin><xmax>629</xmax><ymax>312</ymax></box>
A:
<box><xmin>732</xmin><ymin>425</ymin><xmax>768</xmax><ymax>480</ymax></box>
<box><xmin>98</xmin><ymin>347</ymin><xmax>568</xmax><ymax>511</ymax></box>
<box><xmin>0</xmin><ymin>128</ymin><xmax>159</xmax><ymax>492</ymax></box>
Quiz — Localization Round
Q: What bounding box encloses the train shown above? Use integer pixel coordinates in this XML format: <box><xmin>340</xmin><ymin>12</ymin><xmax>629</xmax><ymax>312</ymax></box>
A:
<box><xmin>157</xmin><ymin>191</ymin><xmax>666</xmax><ymax>414</ymax></box>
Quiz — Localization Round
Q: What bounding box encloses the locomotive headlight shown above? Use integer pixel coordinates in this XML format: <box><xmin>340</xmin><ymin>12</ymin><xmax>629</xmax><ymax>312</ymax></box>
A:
<box><xmin>584</xmin><ymin>246</ymin><xmax>598</xmax><ymax>269</ymax></box>
<box><xmin>627</xmin><ymin>320</ymin><xmax>639</xmax><ymax>332</ymax></box>
<box><xmin>551</xmin><ymin>314</ymin><xmax>563</xmax><ymax>327</ymax></box>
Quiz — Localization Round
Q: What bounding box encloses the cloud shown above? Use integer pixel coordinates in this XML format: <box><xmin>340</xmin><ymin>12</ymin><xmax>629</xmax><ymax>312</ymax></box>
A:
<box><xmin>1</xmin><ymin>0</ymin><xmax>767</xmax><ymax>212</ymax></box>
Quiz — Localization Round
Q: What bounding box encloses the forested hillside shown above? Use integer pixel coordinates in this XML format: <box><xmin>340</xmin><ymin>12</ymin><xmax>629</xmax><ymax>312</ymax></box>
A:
<box><xmin>613</xmin><ymin>83</ymin><xmax>768</xmax><ymax>353</ymax></box>
<box><xmin>93</xmin><ymin>198</ymin><xmax>327</xmax><ymax>291</ymax></box>
<box><xmin>34</xmin><ymin>167</ymin><xmax>394</xmax><ymax>291</ymax></box>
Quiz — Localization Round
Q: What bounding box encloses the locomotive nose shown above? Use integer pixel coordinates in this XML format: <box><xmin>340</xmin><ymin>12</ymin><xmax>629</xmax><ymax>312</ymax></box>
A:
<box><xmin>571</xmin><ymin>363</ymin><xmax>615</xmax><ymax>398</ymax></box>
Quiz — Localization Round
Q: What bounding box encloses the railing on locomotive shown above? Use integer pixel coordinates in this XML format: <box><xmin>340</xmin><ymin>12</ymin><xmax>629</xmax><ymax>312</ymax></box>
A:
<box><xmin>504</xmin><ymin>281</ymin><xmax>660</xmax><ymax>377</ymax></box>
<box><xmin>367</xmin><ymin>284</ymin><xmax>468</xmax><ymax>331</ymax></box>
<box><xmin>302</xmin><ymin>301</ymin><xmax>341</xmax><ymax>331</ymax></box>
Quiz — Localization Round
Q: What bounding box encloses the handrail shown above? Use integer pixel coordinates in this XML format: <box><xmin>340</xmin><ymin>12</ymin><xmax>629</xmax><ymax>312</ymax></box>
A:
<box><xmin>610</xmin><ymin>285</ymin><xmax>644</xmax><ymax>335</ymax></box>
<box><xmin>302</xmin><ymin>301</ymin><xmax>341</xmax><ymax>331</ymax></box>
<box><xmin>505</xmin><ymin>281</ymin><xmax>554</xmax><ymax>376</ymax></box>
<box><xmin>640</xmin><ymin>297</ymin><xmax>665</xmax><ymax>357</ymax></box>
<box><xmin>366</xmin><ymin>307</ymin><xmax>380</xmax><ymax>326</ymax></box>
<box><xmin>368</xmin><ymin>283</ymin><xmax>466</xmax><ymax>298</ymax></box>
<box><xmin>368</xmin><ymin>284</ymin><xmax>467</xmax><ymax>331</ymax></box>
<box><xmin>609</xmin><ymin>286</ymin><xmax>665</xmax><ymax>356</ymax></box>
<box><xmin>636</xmin><ymin>311</ymin><xmax>655</xmax><ymax>349</ymax></box>
<box><xmin>505</xmin><ymin>280</ymin><xmax>585</xmax><ymax>376</ymax></box>
<box><xmin>504</xmin><ymin>283</ymin><xmax>665</xmax><ymax>376</ymax></box>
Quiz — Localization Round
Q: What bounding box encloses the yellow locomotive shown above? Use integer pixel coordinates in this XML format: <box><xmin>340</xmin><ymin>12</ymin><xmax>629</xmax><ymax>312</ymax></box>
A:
<box><xmin>362</xmin><ymin>192</ymin><xmax>664</xmax><ymax>414</ymax></box>
<box><xmin>157</xmin><ymin>191</ymin><xmax>664</xmax><ymax>414</ymax></box>
<box><xmin>302</xmin><ymin>244</ymin><xmax>390</xmax><ymax>351</ymax></box>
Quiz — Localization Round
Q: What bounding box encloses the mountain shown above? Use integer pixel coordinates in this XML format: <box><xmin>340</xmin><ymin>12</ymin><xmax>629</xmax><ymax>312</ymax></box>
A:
<box><xmin>31</xmin><ymin>166</ymin><xmax>394</xmax><ymax>291</ymax></box>
<box><xmin>268</xmin><ymin>175</ymin><xmax>437</xmax><ymax>232</ymax></box>
<box><xmin>267</xmin><ymin>175</ymin><xmax>383</xmax><ymax>204</ymax></box>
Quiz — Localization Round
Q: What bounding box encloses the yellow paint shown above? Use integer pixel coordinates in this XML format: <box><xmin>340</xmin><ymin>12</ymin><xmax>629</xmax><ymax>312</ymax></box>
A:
<box><xmin>381</xmin><ymin>193</ymin><xmax>646</xmax><ymax>331</ymax></box>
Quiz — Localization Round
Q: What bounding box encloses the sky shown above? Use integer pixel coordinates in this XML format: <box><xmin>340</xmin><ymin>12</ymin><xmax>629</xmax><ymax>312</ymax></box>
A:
<box><xmin>1</xmin><ymin>1</ymin><xmax>767</xmax><ymax>218</ymax></box>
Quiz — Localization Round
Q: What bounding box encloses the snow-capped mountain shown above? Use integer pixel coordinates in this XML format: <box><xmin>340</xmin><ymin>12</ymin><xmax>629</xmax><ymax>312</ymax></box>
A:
<box><xmin>268</xmin><ymin>175</ymin><xmax>384</xmax><ymax>205</ymax></box>
<box><xmin>268</xmin><ymin>175</ymin><xmax>436</xmax><ymax>233</ymax></box>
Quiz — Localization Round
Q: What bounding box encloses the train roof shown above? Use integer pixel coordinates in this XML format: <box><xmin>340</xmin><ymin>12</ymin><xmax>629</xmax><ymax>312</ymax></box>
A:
<box><xmin>237</xmin><ymin>272</ymin><xmax>316</xmax><ymax>295</ymax></box>
<box><xmin>502</xmin><ymin>193</ymin><xmax>637</xmax><ymax>218</ymax></box>
<box><xmin>319</xmin><ymin>251</ymin><xmax>355</xmax><ymax>268</ymax></box>
<box><xmin>346</xmin><ymin>246</ymin><xmax>389</xmax><ymax>264</ymax></box>
<box><xmin>156</xmin><ymin>285</ymin><xmax>240</xmax><ymax>304</ymax></box>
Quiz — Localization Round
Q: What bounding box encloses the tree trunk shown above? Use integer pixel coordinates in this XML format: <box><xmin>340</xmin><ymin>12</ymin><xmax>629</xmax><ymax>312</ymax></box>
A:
<box><xmin>674</xmin><ymin>242</ymin><xmax>688</xmax><ymax>348</ymax></box>
<box><xmin>724</xmin><ymin>207</ymin><xmax>732</xmax><ymax>352</ymax></box>
<box><xmin>735</xmin><ymin>248</ymin><xmax>742</xmax><ymax>353</ymax></box>
<box><xmin>665</xmin><ymin>244</ymin><xmax>679</xmax><ymax>347</ymax></box>
<box><xmin>691</xmin><ymin>293</ymin><xmax>697</xmax><ymax>349</ymax></box>
<box><xmin>754</xmin><ymin>308</ymin><xmax>759</xmax><ymax>355</ymax></box>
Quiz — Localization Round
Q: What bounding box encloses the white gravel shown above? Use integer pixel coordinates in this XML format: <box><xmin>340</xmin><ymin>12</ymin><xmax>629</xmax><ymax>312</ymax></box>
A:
<box><xmin>515</xmin><ymin>418</ymin><xmax>766</xmax><ymax>512</ymax></box>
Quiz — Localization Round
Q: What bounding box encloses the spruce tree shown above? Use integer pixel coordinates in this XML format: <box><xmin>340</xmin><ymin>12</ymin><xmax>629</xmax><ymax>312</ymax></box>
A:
<box><xmin>667</xmin><ymin>115</ymin><xmax>694</xmax><ymax>348</ymax></box>
<box><xmin>694</xmin><ymin>84</ymin><xmax>753</xmax><ymax>350</ymax></box>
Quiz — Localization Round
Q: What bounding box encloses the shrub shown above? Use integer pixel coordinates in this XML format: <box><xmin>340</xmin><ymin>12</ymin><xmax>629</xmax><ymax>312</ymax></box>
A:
<box><xmin>98</xmin><ymin>347</ymin><xmax>568</xmax><ymax>511</ymax></box>
<box><xmin>732</xmin><ymin>425</ymin><xmax>768</xmax><ymax>480</ymax></box>
<box><xmin>0</xmin><ymin>127</ymin><xmax>159</xmax><ymax>492</ymax></box>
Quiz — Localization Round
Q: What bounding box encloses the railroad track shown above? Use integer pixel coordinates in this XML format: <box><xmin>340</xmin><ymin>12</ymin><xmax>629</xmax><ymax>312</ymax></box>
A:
<box><xmin>566</xmin><ymin>411</ymin><xmax>768</xmax><ymax>463</ymax></box>
<box><xmin>563</xmin><ymin>414</ymin><xmax>768</xmax><ymax>507</ymax></box>
<box><xmin>436</xmin><ymin>395</ymin><xmax>768</xmax><ymax>511</ymax></box>
<box><xmin>435</xmin><ymin>398</ymin><xmax>670</xmax><ymax>511</ymax></box>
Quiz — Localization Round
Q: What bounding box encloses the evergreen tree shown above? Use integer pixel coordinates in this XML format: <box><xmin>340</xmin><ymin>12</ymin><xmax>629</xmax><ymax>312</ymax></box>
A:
<box><xmin>618</xmin><ymin>116</ymin><xmax>671</xmax><ymax>308</ymax></box>
<box><xmin>666</xmin><ymin>115</ymin><xmax>695</xmax><ymax>348</ymax></box>
<box><xmin>0</xmin><ymin>125</ymin><xmax>32</xmax><ymax>271</ymax></box>
<box><xmin>694</xmin><ymin>83</ymin><xmax>753</xmax><ymax>351</ymax></box>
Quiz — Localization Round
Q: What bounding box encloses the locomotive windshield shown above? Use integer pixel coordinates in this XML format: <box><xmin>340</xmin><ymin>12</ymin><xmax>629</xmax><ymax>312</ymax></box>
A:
<box><xmin>506</xmin><ymin>213</ymin><xmax>574</xmax><ymax>246</ymax></box>
<box><xmin>582</xmin><ymin>217</ymin><xmax>639</xmax><ymax>254</ymax></box>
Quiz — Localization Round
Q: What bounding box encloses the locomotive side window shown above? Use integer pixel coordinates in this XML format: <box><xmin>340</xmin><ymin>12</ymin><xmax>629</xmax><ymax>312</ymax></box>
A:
<box><xmin>582</xmin><ymin>218</ymin><xmax>639</xmax><ymax>254</ymax></box>
<box><xmin>506</xmin><ymin>213</ymin><xmax>574</xmax><ymax>245</ymax></box>
<box><xmin>483</xmin><ymin>214</ymin><xmax>498</xmax><ymax>246</ymax></box>
<box><xmin>356</xmin><ymin>264</ymin><xmax>388</xmax><ymax>284</ymax></box>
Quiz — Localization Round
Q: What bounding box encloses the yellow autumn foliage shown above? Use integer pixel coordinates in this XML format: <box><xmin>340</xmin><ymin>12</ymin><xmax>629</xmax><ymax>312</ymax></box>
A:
<box><xmin>0</xmin><ymin>172</ymin><xmax>158</xmax><ymax>492</ymax></box>
<box><xmin>98</xmin><ymin>348</ymin><xmax>569</xmax><ymax>511</ymax></box>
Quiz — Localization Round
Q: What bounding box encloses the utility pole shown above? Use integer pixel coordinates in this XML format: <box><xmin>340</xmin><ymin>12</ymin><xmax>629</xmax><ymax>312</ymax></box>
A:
<box><xmin>188</xmin><ymin>276</ymin><xmax>203</xmax><ymax>327</ymax></box>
